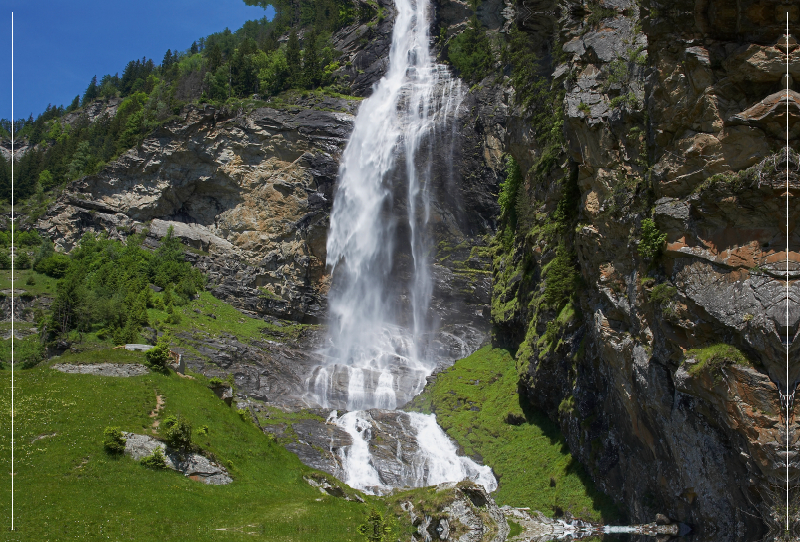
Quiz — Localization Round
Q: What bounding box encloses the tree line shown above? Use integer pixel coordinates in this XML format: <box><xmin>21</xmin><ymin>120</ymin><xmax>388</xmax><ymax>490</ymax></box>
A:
<box><xmin>0</xmin><ymin>0</ymin><xmax>379</xmax><ymax>206</ymax></box>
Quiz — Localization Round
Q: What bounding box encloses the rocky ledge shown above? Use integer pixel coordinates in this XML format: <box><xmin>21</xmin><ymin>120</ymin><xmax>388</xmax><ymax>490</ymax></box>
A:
<box><xmin>122</xmin><ymin>432</ymin><xmax>232</xmax><ymax>485</ymax></box>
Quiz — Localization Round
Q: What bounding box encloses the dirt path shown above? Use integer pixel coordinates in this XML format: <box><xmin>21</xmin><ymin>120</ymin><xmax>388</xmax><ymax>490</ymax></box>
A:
<box><xmin>150</xmin><ymin>394</ymin><xmax>164</xmax><ymax>433</ymax></box>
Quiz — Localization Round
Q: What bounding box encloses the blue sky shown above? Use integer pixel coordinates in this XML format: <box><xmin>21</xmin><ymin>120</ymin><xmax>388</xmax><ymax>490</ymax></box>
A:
<box><xmin>1</xmin><ymin>0</ymin><xmax>275</xmax><ymax>122</ymax></box>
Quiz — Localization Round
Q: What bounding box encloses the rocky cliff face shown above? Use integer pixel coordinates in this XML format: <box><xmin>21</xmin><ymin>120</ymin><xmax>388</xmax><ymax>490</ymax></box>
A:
<box><xmin>488</xmin><ymin>0</ymin><xmax>799</xmax><ymax>538</ymax></box>
<box><xmin>24</xmin><ymin>0</ymin><xmax>799</xmax><ymax>536</ymax></box>
<box><xmin>33</xmin><ymin>3</ymin><xmax>504</xmax><ymax>407</ymax></box>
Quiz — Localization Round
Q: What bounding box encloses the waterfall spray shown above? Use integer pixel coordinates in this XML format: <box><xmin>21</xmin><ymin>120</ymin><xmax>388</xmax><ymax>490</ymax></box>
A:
<box><xmin>314</xmin><ymin>0</ymin><xmax>463</xmax><ymax>410</ymax></box>
<box><xmin>307</xmin><ymin>0</ymin><xmax>495</xmax><ymax>494</ymax></box>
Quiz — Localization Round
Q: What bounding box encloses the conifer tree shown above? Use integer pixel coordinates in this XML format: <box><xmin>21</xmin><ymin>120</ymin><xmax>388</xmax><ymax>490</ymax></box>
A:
<box><xmin>286</xmin><ymin>30</ymin><xmax>301</xmax><ymax>88</ymax></box>
<box><xmin>82</xmin><ymin>76</ymin><xmax>98</xmax><ymax>106</ymax></box>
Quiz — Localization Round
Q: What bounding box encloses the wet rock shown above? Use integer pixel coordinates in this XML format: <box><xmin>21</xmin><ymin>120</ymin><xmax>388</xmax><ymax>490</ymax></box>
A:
<box><xmin>396</xmin><ymin>482</ymin><xmax>508</xmax><ymax>542</ymax></box>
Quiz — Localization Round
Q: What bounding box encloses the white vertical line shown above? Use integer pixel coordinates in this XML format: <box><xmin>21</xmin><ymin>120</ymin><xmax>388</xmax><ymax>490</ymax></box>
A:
<box><xmin>786</xmin><ymin>11</ymin><xmax>790</xmax><ymax>535</ymax></box>
<box><xmin>9</xmin><ymin>10</ymin><xmax>14</xmax><ymax>533</ymax></box>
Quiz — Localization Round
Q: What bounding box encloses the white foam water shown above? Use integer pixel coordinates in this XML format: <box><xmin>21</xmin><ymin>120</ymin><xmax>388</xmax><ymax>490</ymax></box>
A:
<box><xmin>311</xmin><ymin>0</ymin><xmax>464</xmax><ymax>411</ymax></box>
<box><xmin>333</xmin><ymin>411</ymin><xmax>497</xmax><ymax>494</ymax></box>
<box><xmin>314</xmin><ymin>0</ymin><xmax>494</xmax><ymax>496</ymax></box>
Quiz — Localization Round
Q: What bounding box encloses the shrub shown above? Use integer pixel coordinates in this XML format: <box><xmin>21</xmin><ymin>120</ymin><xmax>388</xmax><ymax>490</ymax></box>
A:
<box><xmin>144</xmin><ymin>335</ymin><xmax>172</xmax><ymax>374</ymax></box>
<box><xmin>0</xmin><ymin>251</ymin><xmax>9</xmax><ymax>270</ymax></box>
<box><xmin>161</xmin><ymin>414</ymin><xmax>192</xmax><ymax>450</ymax></box>
<box><xmin>357</xmin><ymin>509</ymin><xmax>391</xmax><ymax>542</ymax></box>
<box><xmin>34</xmin><ymin>253</ymin><xmax>71</xmax><ymax>278</ymax></box>
<box><xmin>103</xmin><ymin>426</ymin><xmax>127</xmax><ymax>454</ymax></box>
<box><xmin>649</xmin><ymin>283</ymin><xmax>676</xmax><ymax>305</ymax></box>
<box><xmin>140</xmin><ymin>447</ymin><xmax>167</xmax><ymax>469</ymax></box>
<box><xmin>19</xmin><ymin>340</ymin><xmax>45</xmax><ymax>369</ymax></box>
<box><xmin>208</xmin><ymin>376</ymin><xmax>225</xmax><ymax>388</ymax></box>
<box><xmin>14</xmin><ymin>251</ymin><xmax>31</xmax><ymax>270</ymax></box>
<box><xmin>638</xmin><ymin>218</ymin><xmax>666</xmax><ymax>261</ymax></box>
<box><xmin>447</xmin><ymin>17</ymin><xmax>493</xmax><ymax>83</ymax></box>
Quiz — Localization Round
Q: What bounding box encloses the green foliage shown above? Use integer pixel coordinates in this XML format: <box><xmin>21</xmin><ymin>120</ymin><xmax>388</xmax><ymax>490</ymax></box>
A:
<box><xmin>103</xmin><ymin>426</ymin><xmax>127</xmax><ymax>454</ymax></box>
<box><xmin>648</xmin><ymin>283</ymin><xmax>676</xmax><ymax>305</ymax></box>
<box><xmin>578</xmin><ymin>102</ymin><xmax>590</xmax><ymax>114</ymax></box>
<box><xmin>498</xmin><ymin>156</ymin><xmax>523</xmax><ymax>227</ymax></box>
<box><xmin>586</xmin><ymin>1</ymin><xmax>617</xmax><ymax>27</ymax></box>
<box><xmin>161</xmin><ymin>414</ymin><xmax>193</xmax><ymax>450</ymax></box>
<box><xmin>357</xmin><ymin>509</ymin><xmax>391</xmax><ymax>542</ymax></box>
<box><xmin>638</xmin><ymin>218</ymin><xmax>666</xmax><ymax>260</ymax></box>
<box><xmin>608</xmin><ymin>92</ymin><xmax>638</xmax><ymax>110</ymax></box>
<box><xmin>685</xmin><ymin>344</ymin><xmax>750</xmax><ymax>376</ymax></box>
<box><xmin>447</xmin><ymin>17</ymin><xmax>494</xmax><ymax>83</ymax></box>
<box><xmin>208</xmin><ymin>376</ymin><xmax>225</xmax><ymax>388</ymax></box>
<box><xmin>406</xmin><ymin>347</ymin><xmax>619</xmax><ymax>520</ymax></box>
<box><xmin>145</xmin><ymin>335</ymin><xmax>173</xmax><ymax>374</ymax></box>
<box><xmin>140</xmin><ymin>447</ymin><xmax>168</xmax><ymax>469</ymax></box>
<box><xmin>45</xmin><ymin>228</ymin><xmax>203</xmax><ymax>343</ymax></box>
<box><xmin>508</xmin><ymin>520</ymin><xmax>523</xmax><ymax>537</ymax></box>
<box><xmin>14</xmin><ymin>250</ymin><xmax>31</xmax><ymax>270</ymax></box>
<box><xmin>542</xmin><ymin>246</ymin><xmax>581</xmax><ymax>311</ymax></box>
<box><xmin>34</xmin><ymin>253</ymin><xmax>70</xmax><ymax>278</ymax></box>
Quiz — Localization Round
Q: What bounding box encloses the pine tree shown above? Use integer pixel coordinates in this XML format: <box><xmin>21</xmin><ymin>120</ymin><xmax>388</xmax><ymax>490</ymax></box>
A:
<box><xmin>286</xmin><ymin>30</ymin><xmax>301</xmax><ymax>88</ymax></box>
<box><xmin>206</xmin><ymin>43</ymin><xmax>222</xmax><ymax>72</ymax></box>
<box><xmin>82</xmin><ymin>76</ymin><xmax>98</xmax><ymax>106</ymax></box>
<box><xmin>190</xmin><ymin>41</ymin><xmax>199</xmax><ymax>55</ymax></box>
<box><xmin>303</xmin><ymin>30</ymin><xmax>321</xmax><ymax>89</ymax></box>
<box><xmin>162</xmin><ymin>49</ymin><xmax>173</xmax><ymax>68</ymax></box>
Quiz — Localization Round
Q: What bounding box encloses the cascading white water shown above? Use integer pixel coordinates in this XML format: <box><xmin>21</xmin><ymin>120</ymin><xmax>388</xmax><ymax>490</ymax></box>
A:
<box><xmin>313</xmin><ymin>0</ymin><xmax>464</xmax><ymax>410</ymax></box>
<box><xmin>332</xmin><ymin>411</ymin><xmax>497</xmax><ymax>494</ymax></box>
<box><xmin>309</xmin><ymin>0</ymin><xmax>495</xmax><ymax>495</ymax></box>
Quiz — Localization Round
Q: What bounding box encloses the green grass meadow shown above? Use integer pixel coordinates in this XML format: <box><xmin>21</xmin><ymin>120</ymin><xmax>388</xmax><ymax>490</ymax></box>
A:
<box><xmin>0</xmin><ymin>357</ymin><xmax>380</xmax><ymax>541</ymax></box>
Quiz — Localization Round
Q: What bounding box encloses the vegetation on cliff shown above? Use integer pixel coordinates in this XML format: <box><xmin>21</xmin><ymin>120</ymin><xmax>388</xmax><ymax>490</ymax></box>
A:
<box><xmin>406</xmin><ymin>346</ymin><xmax>619</xmax><ymax>522</ymax></box>
<box><xmin>0</xmin><ymin>0</ymin><xmax>379</xmax><ymax>206</ymax></box>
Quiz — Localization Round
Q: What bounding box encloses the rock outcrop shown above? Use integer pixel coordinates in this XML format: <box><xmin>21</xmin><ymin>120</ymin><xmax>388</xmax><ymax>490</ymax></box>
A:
<box><xmin>122</xmin><ymin>432</ymin><xmax>232</xmax><ymax>485</ymax></box>
<box><xmin>489</xmin><ymin>0</ymin><xmax>800</xmax><ymax>538</ymax></box>
<box><xmin>393</xmin><ymin>481</ymin><xmax>509</xmax><ymax>542</ymax></box>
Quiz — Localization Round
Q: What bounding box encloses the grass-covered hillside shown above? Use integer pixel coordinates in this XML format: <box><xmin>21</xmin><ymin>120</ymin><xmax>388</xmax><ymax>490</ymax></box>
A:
<box><xmin>0</xmin><ymin>354</ymin><xmax>383</xmax><ymax>541</ymax></box>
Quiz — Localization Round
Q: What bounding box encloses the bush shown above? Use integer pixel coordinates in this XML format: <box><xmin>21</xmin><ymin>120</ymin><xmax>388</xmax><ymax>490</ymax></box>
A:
<box><xmin>34</xmin><ymin>253</ymin><xmax>71</xmax><ymax>278</ymax></box>
<box><xmin>447</xmin><ymin>17</ymin><xmax>493</xmax><ymax>83</ymax></box>
<box><xmin>0</xmin><ymin>251</ymin><xmax>10</xmax><ymax>270</ymax></box>
<box><xmin>140</xmin><ymin>447</ymin><xmax>168</xmax><ymax>469</ymax></box>
<box><xmin>161</xmin><ymin>414</ymin><xmax>192</xmax><ymax>450</ymax></box>
<box><xmin>357</xmin><ymin>509</ymin><xmax>391</xmax><ymax>542</ymax></box>
<box><xmin>144</xmin><ymin>335</ymin><xmax>172</xmax><ymax>373</ymax></box>
<box><xmin>638</xmin><ymin>218</ymin><xmax>666</xmax><ymax>261</ymax></box>
<box><xmin>208</xmin><ymin>376</ymin><xmax>225</xmax><ymax>388</ymax></box>
<box><xmin>14</xmin><ymin>251</ymin><xmax>31</xmax><ymax>270</ymax></box>
<box><xmin>649</xmin><ymin>283</ymin><xmax>676</xmax><ymax>305</ymax></box>
<box><xmin>103</xmin><ymin>426</ymin><xmax>127</xmax><ymax>454</ymax></box>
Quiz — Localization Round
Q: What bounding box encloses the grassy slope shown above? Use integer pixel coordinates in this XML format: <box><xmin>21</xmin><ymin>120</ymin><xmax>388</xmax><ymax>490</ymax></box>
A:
<box><xmin>406</xmin><ymin>346</ymin><xmax>619</xmax><ymax>522</ymax></box>
<box><xmin>0</xmin><ymin>356</ymin><xmax>380</xmax><ymax>541</ymax></box>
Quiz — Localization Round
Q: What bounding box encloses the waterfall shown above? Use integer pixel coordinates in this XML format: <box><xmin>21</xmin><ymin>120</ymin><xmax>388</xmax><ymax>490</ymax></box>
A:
<box><xmin>313</xmin><ymin>0</ymin><xmax>464</xmax><ymax>410</ymax></box>
<box><xmin>307</xmin><ymin>0</ymin><xmax>495</xmax><ymax>495</ymax></box>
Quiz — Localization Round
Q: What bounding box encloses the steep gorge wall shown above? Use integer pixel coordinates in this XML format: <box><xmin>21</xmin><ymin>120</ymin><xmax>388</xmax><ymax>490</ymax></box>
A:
<box><xmin>20</xmin><ymin>0</ymin><xmax>800</xmax><ymax>535</ymax></box>
<box><xmin>488</xmin><ymin>0</ymin><xmax>800</xmax><ymax>538</ymax></box>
